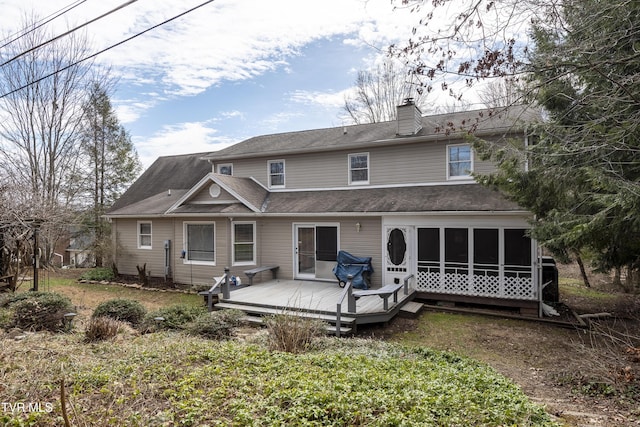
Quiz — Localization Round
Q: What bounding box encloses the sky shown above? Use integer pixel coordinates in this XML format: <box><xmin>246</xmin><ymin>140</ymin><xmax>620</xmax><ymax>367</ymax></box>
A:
<box><xmin>0</xmin><ymin>0</ymin><xmax>520</xmax><ymax>169</ymax></box>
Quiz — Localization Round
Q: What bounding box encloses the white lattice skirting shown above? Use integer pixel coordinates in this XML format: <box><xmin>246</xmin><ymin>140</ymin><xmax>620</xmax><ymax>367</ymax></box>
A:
<box><xmin>417</xmin><ymin>271</ymin><xmax>537</xmax><ymax>300</ymax></box>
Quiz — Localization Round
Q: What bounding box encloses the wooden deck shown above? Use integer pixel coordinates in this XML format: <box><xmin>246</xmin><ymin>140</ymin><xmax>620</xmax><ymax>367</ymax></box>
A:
<box><xmin>214</xmin><ymin>279</ymin><xmax>418</xmax><ymax>335</ymax></box>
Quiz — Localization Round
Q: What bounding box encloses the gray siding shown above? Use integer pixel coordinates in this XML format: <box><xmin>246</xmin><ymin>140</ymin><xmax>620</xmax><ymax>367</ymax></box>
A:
<box><xmin>252</xmin><ymin>217</ymin><xmax>383</xmax><ymax>286</ymax></box>
<box><xmin>113</xmin><ymin>217</ymin><xmax>231</xmax><ymax>287</ymax></box>
<box><xmin>220</xmin><ymin>136</ymin><xmax>514</xmax><ymax>190</ymax></box>
<box><xmin>113</xmin><ymin>218</ymin><xmax>175</xmax><ymax>280</ymax></box>
<box><xmin>255</xmin><ymin>218</ymin><xmax>293</xmax><ymax>280</ymax></box>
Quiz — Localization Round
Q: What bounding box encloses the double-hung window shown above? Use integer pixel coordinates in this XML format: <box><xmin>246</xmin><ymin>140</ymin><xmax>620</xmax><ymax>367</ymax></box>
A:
<box><xmin>447</xmin><ymin>144</ymin><xmax>473</xmax><ymax>179</ymax></box>
<box><xmin>184</xmin><ymin>222</ymin><xmax>215</xmax><ymax>264</ymax></box>
<box><xmin>232</xmin><ymin>222</ymin><xmax>256</xmax><ymax>265</ymax></box>
<box><xmin>217</xmin><ymin>163</ymin><xmax>233</xmax><ymax>175</ymax></box>
<box><xmin>138</xmin><ymin>221</ymin><xmax>152</xmax><ymax>249</ymax></box>
<box><xmin>268</xmin><ymin>160</ymin><xmax>285</xmax><ymax>188</ymax></box>
<box><xmin>349</xmin><ymin>153</ymin><xmax>369</xmax><ymax>185</ymax></box>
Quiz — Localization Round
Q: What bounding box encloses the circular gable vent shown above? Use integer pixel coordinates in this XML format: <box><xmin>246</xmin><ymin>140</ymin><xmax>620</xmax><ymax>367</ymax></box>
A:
<box><xmin>209</xmin><ymin>183</ymin><xmax>221</xmax><ymax>198</ymax></box>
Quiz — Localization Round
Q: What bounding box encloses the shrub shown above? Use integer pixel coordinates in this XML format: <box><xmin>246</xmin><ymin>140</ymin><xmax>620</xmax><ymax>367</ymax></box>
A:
<box><xmin>84</xmin><ymin>316</ymin><xmax>124</xmax><ymax>342</ymax></box>
<box><xmin>92</xmin><ymin>299</ymin><xmax>147</xmax><ymax>326</ymax></box>
<box><xmin>0</xmin><ymin>291</ymin><xmax>51</xmax><ymax>308</ymax></box>
<box><xmin>264</xmin><ymin>313</ymin><xmax>326</xmax><ymax>353</ymax></box>
<box><xmin>140</xmin><ymin>304</ymin><xmax>207</xmax><ymax>332</ymax></box>
<box><xmin>0</xmin><ymin>308</ymin><xmax>12</xmax><ymax>329</ymax></box>
<box><xmin>186</xmin><ymin>309</ymin><xmax>245</xmax><ymax>340</ymax></box>
<box><xmin>80</xmin><ymin>267</ymin><xmax>115</xmax><ymax>282</ymax></box>
<box><xmin>8</xmin><ymin>292</ymin><xmax>75</xmax><ymax>332</ymax></box>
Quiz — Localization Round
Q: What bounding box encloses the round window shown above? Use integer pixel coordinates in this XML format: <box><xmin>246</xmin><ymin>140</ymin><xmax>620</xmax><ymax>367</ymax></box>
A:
<box><xmin>209</xmin><ymin>183</ymin><xmax>221</xmax><ymax>198</ymax></box>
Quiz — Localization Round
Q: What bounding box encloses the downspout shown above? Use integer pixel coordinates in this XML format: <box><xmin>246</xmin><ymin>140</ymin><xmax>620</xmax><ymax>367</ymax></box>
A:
<box><xmin>228</xmin><ymin>217</ymin><xmax>233</xmax><ymax>275</ymax></box>
<box><xmin>163</xmin><ymin>239</ymin><xmax>171</xmax><ymax>281</ymax></box>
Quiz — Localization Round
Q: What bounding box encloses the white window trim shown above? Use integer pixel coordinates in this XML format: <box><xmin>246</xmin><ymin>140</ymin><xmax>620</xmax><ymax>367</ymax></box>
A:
<box><xmin>446</xmin><ymin>143</ymin><xmax>474</xmax><ymax>180</ymax></box>
<box><xmin>348</xmin><ymin>152</ymin><xmax>370</xmax><ymax>185</ymax></box>
<box><xmin>183</xmin><ymin>221</ymin><xmax>216</xmax><ymax>266</ymax></box>
<box><xmin>137</xmin><ymin>221</ymin><xmax>152</xmax><ymax>250</ymax></box>
<box><xmin>232</xmin><ymin>221</ymin><xmax>256</xmax><ymax>266</ymax></box>
<box><xmin>217</xmin><ymin>163</ymin><xmax>233</xmax><ymax>175</ymax></box>
<box><xmin>268</xmin><ymin>159</ymin><xmax>286</xmax><ymax>188</ymax></box>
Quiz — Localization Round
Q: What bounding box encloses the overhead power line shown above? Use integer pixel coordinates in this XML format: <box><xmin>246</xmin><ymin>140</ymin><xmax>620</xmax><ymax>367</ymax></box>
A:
<box><xmin>0</xmin><ymin>0</ymin><xmax>88</xmax><ymax>50</ymax></box>
<box><xmin>0</xmin><ymin>0</ymin><xmax>216</xmax><ymax>100</ymax></box>
<box><xmin>1</xmin><ymin>0</ymin><xmax>139</xmax><ymax>68</ymax></box>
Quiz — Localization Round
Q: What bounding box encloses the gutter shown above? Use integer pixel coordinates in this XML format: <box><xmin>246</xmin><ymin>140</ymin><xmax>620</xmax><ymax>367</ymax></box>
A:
<box><xmin>104</xmin><ymin>210</ymin><xmax>532</xmax><ymax>219</ymax></box>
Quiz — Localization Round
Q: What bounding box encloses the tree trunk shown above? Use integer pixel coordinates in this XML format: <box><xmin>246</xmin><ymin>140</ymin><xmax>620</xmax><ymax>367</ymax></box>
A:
<box><xmin>136</xmin><ymin>263</ymin><xmax>148</xmax><ymax>287</ymax></box>
<box><xmin>574</xmin><ymin>252</ymin><xmax>591</xmax><ymax>287</ymax></box>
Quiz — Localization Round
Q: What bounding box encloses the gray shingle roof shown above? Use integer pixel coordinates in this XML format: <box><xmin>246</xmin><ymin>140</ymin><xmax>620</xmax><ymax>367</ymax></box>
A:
<box><xmin>203</xmin><ymin>105</ymin><xmax>539</xmax><ymax>161</ymax></box>
<box><xmin>262</xmin><ymin>184</ymin><xmax>522</xmax><ymax>214</ymax></box>
<box><xmin>108</xmin><ymin>152</ymin><xmax>212</xmax><ymax>213</ymax></box>
<box><xmin>106</xmin><ymin>182</ymin><xmax>523</xmax><ymax>217</ymax></box>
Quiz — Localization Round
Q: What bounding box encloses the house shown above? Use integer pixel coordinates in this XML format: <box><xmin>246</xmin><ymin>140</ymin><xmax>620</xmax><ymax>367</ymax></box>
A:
<box><xmin>106</xmin><ymin>102</ymin><xmax>544</xmax><ymax>316</ymax></box>
<box><xmin>64</xmin><ymin>227</ymin><xmax>94</xmax><ymax>268</ymax></box>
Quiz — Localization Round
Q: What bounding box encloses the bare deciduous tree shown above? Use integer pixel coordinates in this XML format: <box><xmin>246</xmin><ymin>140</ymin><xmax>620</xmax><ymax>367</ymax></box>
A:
<box><xmin>478</xmin><ymin>78</ymin><xmax>524</xmax><ymax>109</ymax></box>
<box><xmin>343</xmin><ymin>60</ymin><xmax>427</xmax><ymax>124</ymax></box>
<box><xmin>0</xmin><ymin>15</ymin><xmax>95</xmax><ymax>265</ymax></box>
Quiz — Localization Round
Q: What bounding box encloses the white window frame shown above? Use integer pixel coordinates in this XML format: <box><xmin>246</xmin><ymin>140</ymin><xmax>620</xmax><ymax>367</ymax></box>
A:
<box><xmin>348</xmin><ymin>152</ymin><xmax>370</xmax><ymax>185</ymax></box>
<box><xmin>447</xmin><ymin>143</ymin><xmax>473</xmax><ymax>180</ymax></box>
<box><xmin>183</xmin><ymin>221</ymin><xmax>216</xmax><ymax>265</ymax></box>
<box><xmin>268</xmin><ymin>159</ymin><xmax>285</xmax><ymax>188</ymax></box>
<box><xmin>217</xmin><ymin>163</ymin><xmax>233</xmax><ymax>175</ymax></box>
<box><xmin>232</xmin><ymin>221</ymin><xmax>256</xmax><ymax>266</ymax></box>
<box><xmin>137</xmin><ymin>221</ymin><xmax>152</xmax><ymax>250</ymax></box>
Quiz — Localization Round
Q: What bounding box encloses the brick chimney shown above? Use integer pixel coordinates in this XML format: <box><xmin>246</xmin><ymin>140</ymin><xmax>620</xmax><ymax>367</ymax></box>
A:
<box><xmin>396</xmin><ymin>98</ymin><xmax>422</xmax><ymax>136</ymax></box>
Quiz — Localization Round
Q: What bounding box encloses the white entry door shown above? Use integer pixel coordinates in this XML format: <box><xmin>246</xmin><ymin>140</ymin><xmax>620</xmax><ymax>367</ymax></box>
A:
<box><xmin>384</xmin><ymin>226</ymin><xmax>412</xmax><ymax>285</ymax></box>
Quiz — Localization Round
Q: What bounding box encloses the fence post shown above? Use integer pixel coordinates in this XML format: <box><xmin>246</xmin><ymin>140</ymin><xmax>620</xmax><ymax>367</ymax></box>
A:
<box><xmin>347</xmin><ymin>275</ymin><xmax>356</xmax><ymax>313</ymax></box>
<box><xmin>222</xmin><ymin>267</ymin><xmax>230</xmax><ymax>299</ymax></box>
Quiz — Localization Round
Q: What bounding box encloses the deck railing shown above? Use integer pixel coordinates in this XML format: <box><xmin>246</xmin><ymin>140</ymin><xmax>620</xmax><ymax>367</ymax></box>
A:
<box><xmin>204</xmin><ymin>269</ymin><xmax>229</xmax><ymax>311</ymax></box>
<box><xmin>335</xmin><ymin>273</ymin><xmax>414</xmax><ymax>337</ymax></box>
<box><xmin>335</xmin><ymin>275</ymin><xmax>356</xmax><ymax>337</ymax></box>
<box><xmin>402</xmin><ymin>273</ymin><xmax>414</xmax><ymax>295</ymax></box>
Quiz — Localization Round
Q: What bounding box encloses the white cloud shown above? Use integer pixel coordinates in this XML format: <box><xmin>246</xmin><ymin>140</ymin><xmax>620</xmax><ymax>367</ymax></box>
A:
<box><xmin>134</xmin><ymin>120</ymin><xmax>237</xmax><ymax>169</ymax></box>
<box><xmin>4</xmin><ymin>0</ymin><xmax>411</xmax><ymax>96</ymax></box>
<box><xmin>219</xmin><ymin>110</ymin><xmax>244</xmax><ymax>120</ymax></box>
<box><xmin>290</xmin><ymin>90</ymin><xmax>349</xmax><ymax>110</ymax></box>
<box><xmin>258</xmin><ymin>112</ymin><xmax>305</xmax><ymax>133</ymax></box>
<box><xmin>113</xmin><ymin>99</ymin><xmax>157</xmax><ymax>124</ymax></box>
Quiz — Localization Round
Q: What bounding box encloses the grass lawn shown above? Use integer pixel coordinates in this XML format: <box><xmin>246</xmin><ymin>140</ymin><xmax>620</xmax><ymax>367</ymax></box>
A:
<box><xmin>15</xmin><ymin>272</ymin><xmax>202</xmax><ymax>322</ymax></box>
<box><xmin>0</xmin><ymin>270</ymin><xmax>559</xmax><ymax>426</ymax></box>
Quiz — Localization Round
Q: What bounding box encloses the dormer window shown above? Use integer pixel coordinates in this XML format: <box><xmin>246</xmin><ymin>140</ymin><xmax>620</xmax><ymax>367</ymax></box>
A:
<box><xmin>348</xmin><ymin>153</ymin><xmax>369</xmax><ymax>185</ymax></box>
<box><xmin>268</xmin><ymin>160</ymin><xmax>285</xmax><ymax>188</ymax></box>
<box><xmin>217</xmin><ymin>163</ymin><xmax>233</xmax><ymax>175</ymax></box>
<box><xmin>447</xmin><ymin>144</ymin><xmax>473</xmax><ymax>179</ymax></box>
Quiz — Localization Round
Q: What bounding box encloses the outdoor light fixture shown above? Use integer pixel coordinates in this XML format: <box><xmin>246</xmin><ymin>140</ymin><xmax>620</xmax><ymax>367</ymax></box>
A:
<box><xmin>356</xmin><ymin>222</ymin><xmax>361</xmax><ymax>232</ymax></box>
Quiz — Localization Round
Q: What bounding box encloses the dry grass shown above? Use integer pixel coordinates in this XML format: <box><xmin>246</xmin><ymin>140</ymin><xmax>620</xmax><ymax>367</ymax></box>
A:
<box><xmin>19</xmin><ymin>270</ymin><xmax>202</xmax><ymax>332</ymax></box>
<box><xmin>264</xmin><ymin>313</ymin><xmax>326</xmax><ymax>353</ymax></box>
<box><xmin>84</xmin><ymin>316</ymin><xmax>127</xmax><ymax>342</ymax></box>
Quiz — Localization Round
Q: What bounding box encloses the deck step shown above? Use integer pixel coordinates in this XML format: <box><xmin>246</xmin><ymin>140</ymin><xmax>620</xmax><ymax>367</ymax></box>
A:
<box><xmin>241</xmin><ymin>316</ymin><xmax>353</xmax><ymax>335</ymax></box>
<box><xmin>216</xmin><ymin>302</ymin><xmax>357</xmax><ymax>325</ymax></box>
<box><xmin>399</xmin><ymin>301</ymin><xmax>424</xmax><ymax>318</ymax></box>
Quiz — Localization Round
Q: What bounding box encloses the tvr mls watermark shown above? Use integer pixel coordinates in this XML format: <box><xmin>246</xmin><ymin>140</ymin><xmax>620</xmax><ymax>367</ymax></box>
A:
<box><xmin>2</xmin><ymin>402</ymin><xmax>54</xmax><ymax>413</ymax></box>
